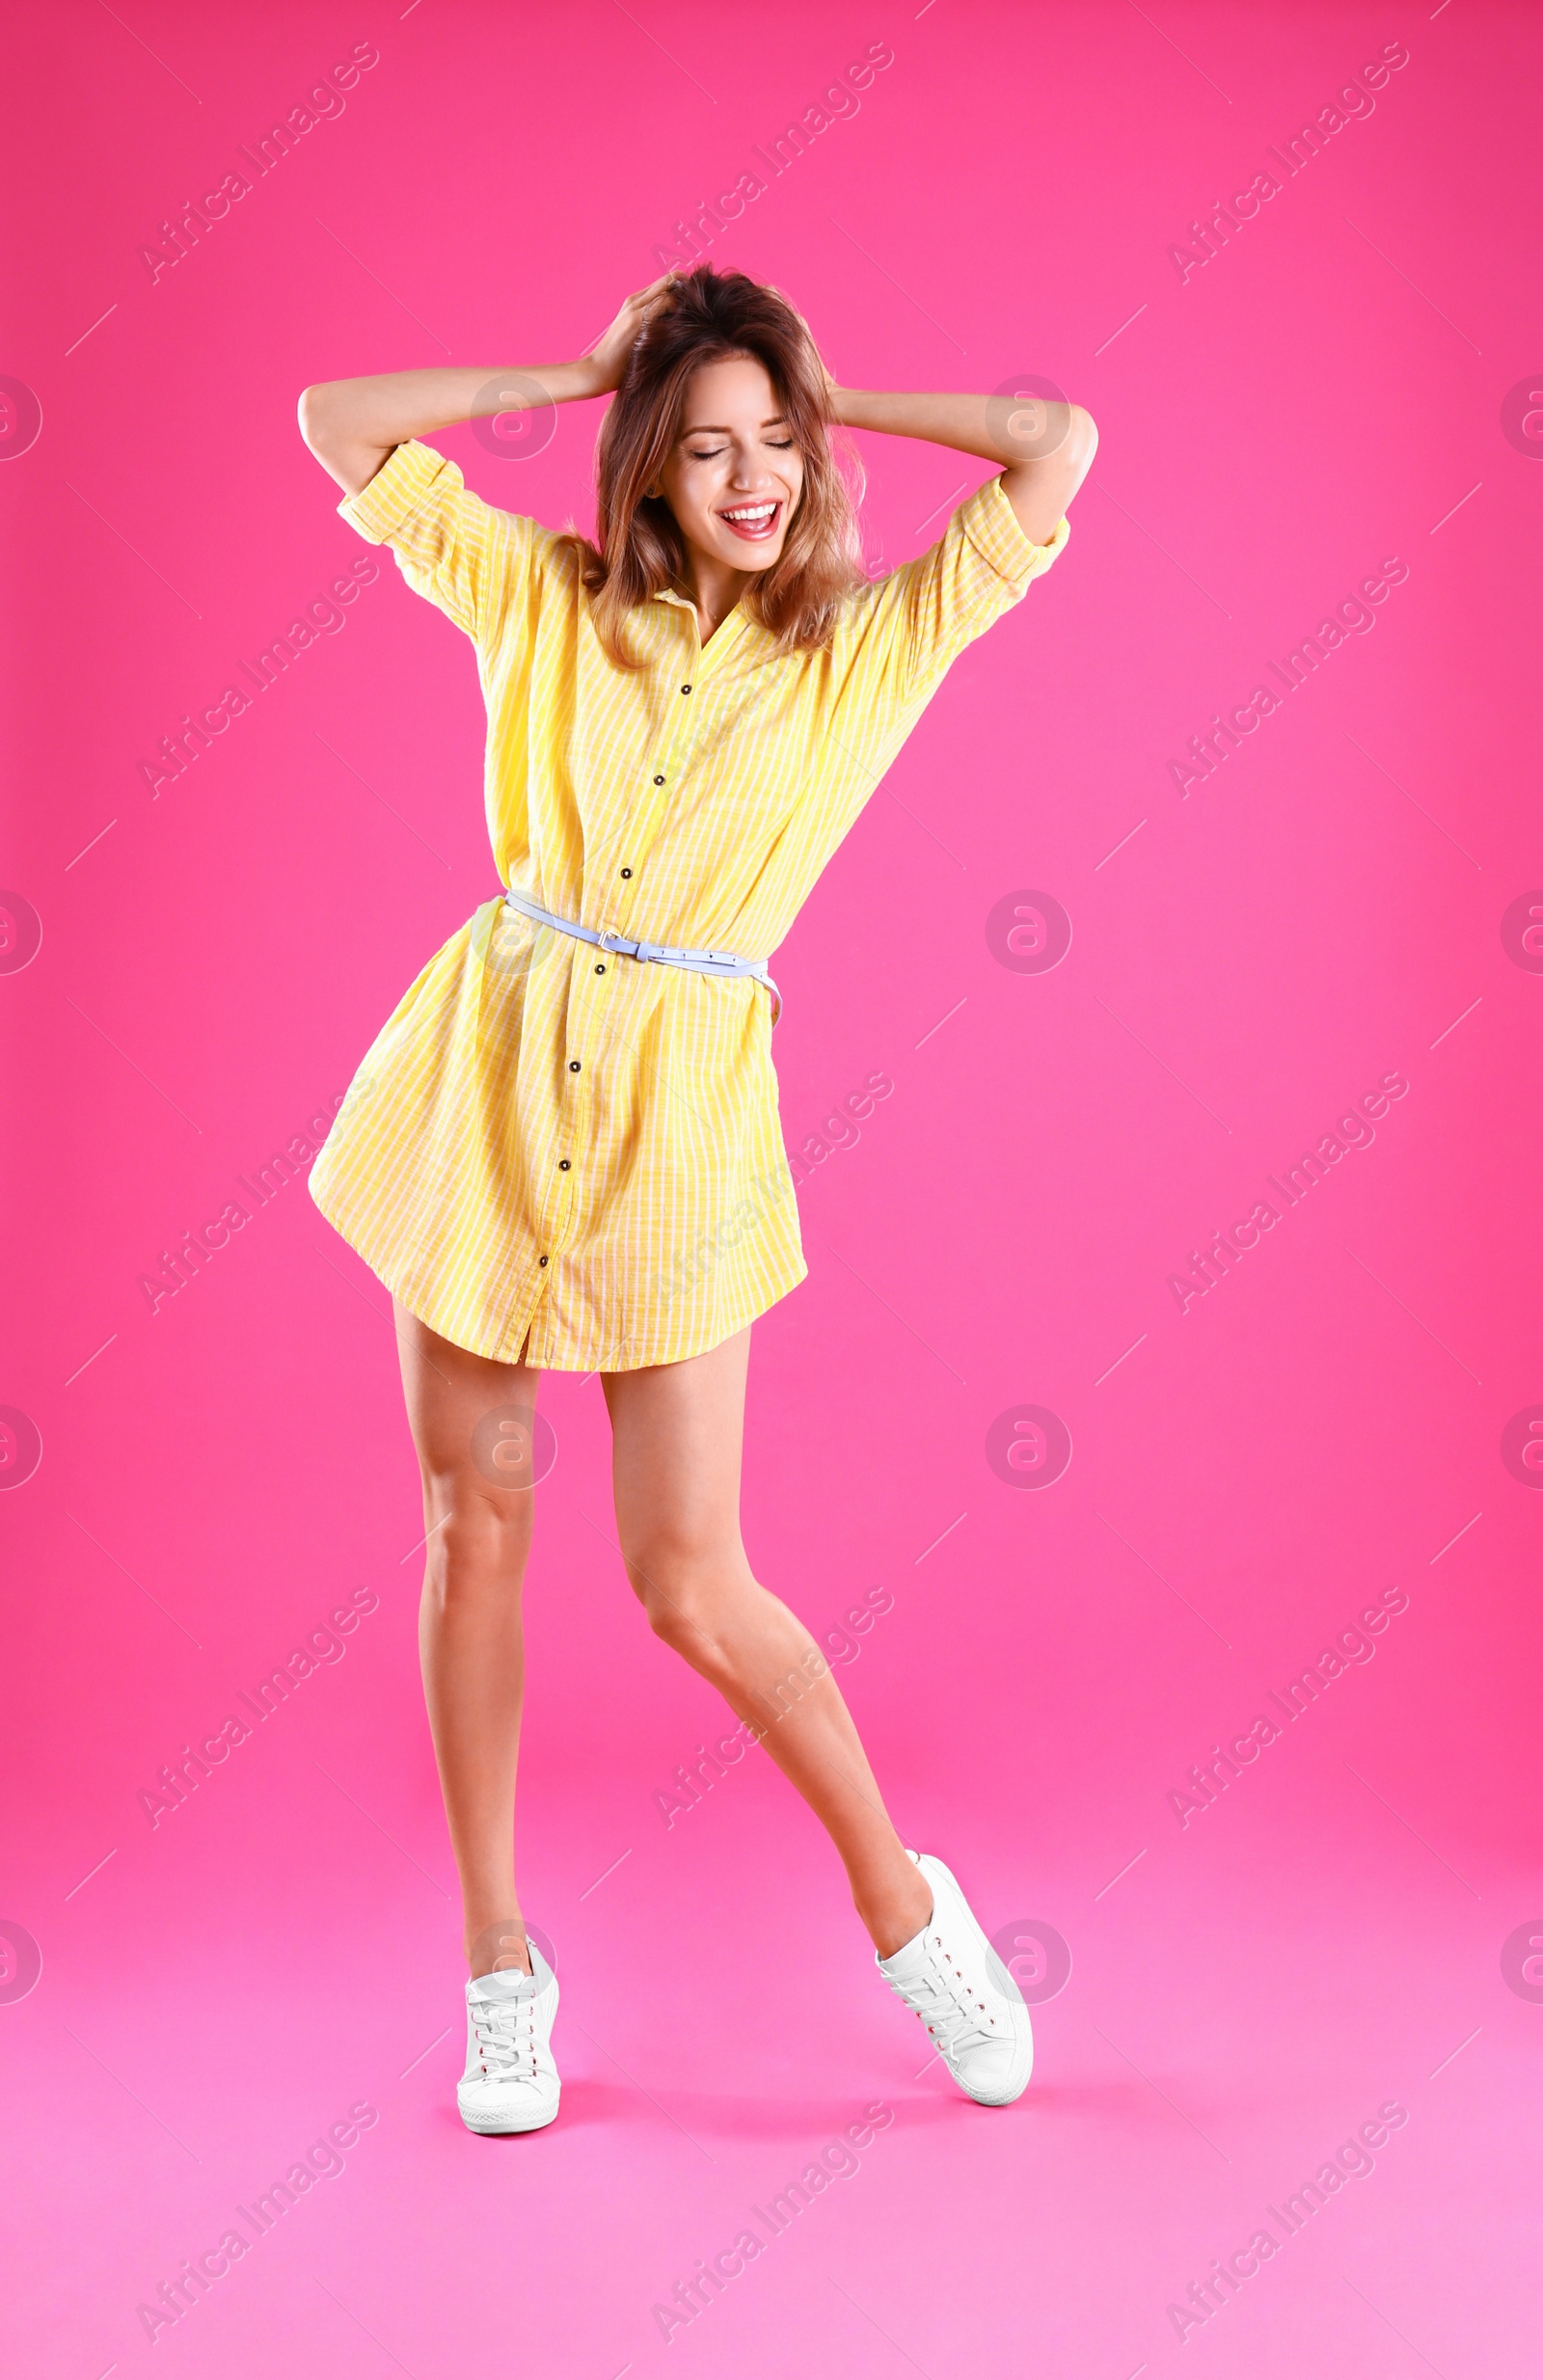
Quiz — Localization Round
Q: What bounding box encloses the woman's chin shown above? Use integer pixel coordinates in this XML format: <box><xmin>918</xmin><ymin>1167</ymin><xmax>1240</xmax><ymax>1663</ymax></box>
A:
<box><xmin>713</xmin><ymin>536</ymin><xmax>786</xmax><ymax>573</ymax></box>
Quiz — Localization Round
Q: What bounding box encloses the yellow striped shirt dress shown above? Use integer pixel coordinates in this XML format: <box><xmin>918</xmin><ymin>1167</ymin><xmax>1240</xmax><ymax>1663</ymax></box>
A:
<box><xmin>309</xmin><ymin>440</ymin><xmax>1069</xmax><ymax>1371</ymax></box>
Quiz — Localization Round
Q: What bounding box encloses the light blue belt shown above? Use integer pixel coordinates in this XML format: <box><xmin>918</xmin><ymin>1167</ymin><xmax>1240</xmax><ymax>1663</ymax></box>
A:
<box><xmin>502</xmin><ymin>885</ymin><xmax>782</xmax><ymax>1025</ymax></box>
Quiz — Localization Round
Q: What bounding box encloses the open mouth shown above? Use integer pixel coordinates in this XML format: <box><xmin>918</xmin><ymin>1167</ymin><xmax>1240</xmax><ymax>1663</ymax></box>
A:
<box><xmin>717</xmin><ymin>499</ymin><xmax>782</xmax><ymax>543</ymax></box>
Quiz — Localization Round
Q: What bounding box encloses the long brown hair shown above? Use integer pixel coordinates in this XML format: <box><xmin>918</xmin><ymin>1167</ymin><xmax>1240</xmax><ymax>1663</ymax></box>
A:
<box><xmin>561</xmin><ymin>266</ymin><xmax>865</xmax><ymax>668</ymax></box>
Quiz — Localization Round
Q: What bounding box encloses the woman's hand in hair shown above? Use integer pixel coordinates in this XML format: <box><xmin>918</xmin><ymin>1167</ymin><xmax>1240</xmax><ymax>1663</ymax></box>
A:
<box><xmin>581</xmin><ymin>272</ymin><xmax>681</xmax><ymax>396</ymax></box>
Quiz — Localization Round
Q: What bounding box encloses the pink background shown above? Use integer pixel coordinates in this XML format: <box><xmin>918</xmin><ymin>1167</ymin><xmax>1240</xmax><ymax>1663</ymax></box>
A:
<box><xmin>3</xmin><ymin>2</ymin><xmax>1540</xmax><ymax>2372</ymax></box>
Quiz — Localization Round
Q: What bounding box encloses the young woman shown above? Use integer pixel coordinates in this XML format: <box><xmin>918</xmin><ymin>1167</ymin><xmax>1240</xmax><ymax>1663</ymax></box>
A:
<box><xmin>299</xmin><ymin>266</ymin><xmax>1095</xmax><ymax>2135</ymax></box>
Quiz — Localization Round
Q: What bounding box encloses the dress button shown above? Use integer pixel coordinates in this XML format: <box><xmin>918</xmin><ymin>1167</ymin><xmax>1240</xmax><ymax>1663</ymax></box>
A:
<box><xmin>569</xmin><ymin>1059</ymin><xmax>582</xmax><ymax>1073</ymax></box>
<box><xmin>538</xmin><ymin>1255</ymin><xmax>548</xmax><ymax>1267</ymax></box>
<box><xmin>594</xmin><ymin>963</ymin><xmax>606</xmax><ymax>975</ymax></box>
<box><xmin>620</xmin><ymin>866</ymin><xmax>633</xmax><ymax>879</ymax></box>
<box><xmin>652</xmin><ymin>774</ymin><xmax>664</xmax><ymax>786</ymax></box>
<box><xmin>558</xmin><ymin>1158</ymin><xmax>571</xmax><ymax>1171</ymax></box>
<box><xmin>680</xmin><ymin>683</ymin><xmax>691</xmax><ymax>695</ymax></box>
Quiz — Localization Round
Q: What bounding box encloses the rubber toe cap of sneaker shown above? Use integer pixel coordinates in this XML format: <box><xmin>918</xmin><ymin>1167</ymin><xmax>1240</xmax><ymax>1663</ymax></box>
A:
<box><xmin>952</xmin><ymin>2040</ymin><xmax>1031</xmax><ymax>2105</ymax></box>
<box><xmin>457</xmin><ymin>2079</ymin><xmax>560</xmax><ymax>2134</ymax></box>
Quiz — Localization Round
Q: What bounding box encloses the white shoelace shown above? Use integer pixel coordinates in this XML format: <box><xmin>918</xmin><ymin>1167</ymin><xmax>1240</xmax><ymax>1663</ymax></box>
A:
<box><xmin>470</xmin><ymin>1992</ymin><xmax>541</xmax><ymax>2084</ymax></box>
<box><xmin>891</xmin><ymin>1949</ymin><xmax>999</xmax><ymax>2061</ymax></box>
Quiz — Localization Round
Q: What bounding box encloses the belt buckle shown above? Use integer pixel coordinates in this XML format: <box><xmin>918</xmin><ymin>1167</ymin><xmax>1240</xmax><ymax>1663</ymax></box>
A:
<box><xmin>597</xmin><ymin>928</ymin><xmax>634</xmax><ymax>955</ymax></box>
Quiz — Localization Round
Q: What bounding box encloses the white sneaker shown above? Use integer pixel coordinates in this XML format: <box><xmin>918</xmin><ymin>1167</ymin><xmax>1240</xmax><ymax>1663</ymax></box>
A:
<box><xmin>878</xmin><ymin>1852</ymin><xmax>1032</xmax><ymax>2106</ymax></box>
<box><xmin>457</xmin><ymin>1941</ymin><xmax>560</xmax><ymax>2134</ymax></box>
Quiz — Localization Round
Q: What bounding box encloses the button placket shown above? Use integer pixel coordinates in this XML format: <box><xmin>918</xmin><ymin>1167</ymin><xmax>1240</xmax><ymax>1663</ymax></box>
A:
<box><xmin>538</xmin><ymin>602</ymin><xmax>744</xmax><ymax>1328</ymax></box>
<box><xmin>540</xmin><ymin>1146</ymin><xmax>576</xmax><ymax>1266</ymax></box>
<box><xmin>543</xmin><ymin>1024</ymin><xmax>590</xmax><ymax>1275</ymax></box>
<box><xmin>609</xmin><ymin>607</ymin><xmax>734</xmax><ymax>935</ymax></box>
<box><xmin>610</xmin><ymin>652</ymin><xmax>690</xmax><ymax>935</ymax></box>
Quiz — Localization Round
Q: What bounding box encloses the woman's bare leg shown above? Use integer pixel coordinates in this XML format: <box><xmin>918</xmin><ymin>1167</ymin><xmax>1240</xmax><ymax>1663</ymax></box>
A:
<box><xmin>394</xmin><ymin>1297</ymin><xmax>538</xmax><ymax>1980</ymax></box>
<box><xmin>603</xmin><ymin>1327</ymin><xmax>932</xmax><ymax>1957</ymax></box>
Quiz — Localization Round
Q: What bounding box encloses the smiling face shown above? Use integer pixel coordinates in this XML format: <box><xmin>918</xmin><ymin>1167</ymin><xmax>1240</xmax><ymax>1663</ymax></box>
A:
<box><xmin>655</xmin><ymin>353</ymin><xmax>804</xmax><ymax>578</ymax></box>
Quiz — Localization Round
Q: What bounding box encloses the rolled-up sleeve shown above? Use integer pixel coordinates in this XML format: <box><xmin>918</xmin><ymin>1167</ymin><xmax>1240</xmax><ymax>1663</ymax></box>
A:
<box><xmin>843</xmin><ymin>474</ymin><xmax>1070</xmax><ymax>711</ymax></box>
<box><xmin>338</xmin><ymin>439</ymin><xmax>543</xmax><ymax>647</ymax></box>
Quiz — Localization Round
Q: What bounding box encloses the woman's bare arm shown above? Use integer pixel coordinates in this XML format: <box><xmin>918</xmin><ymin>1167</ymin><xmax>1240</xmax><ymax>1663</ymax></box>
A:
<box><xmin>297</xmin><ymin>363</ymin><xmax>597</xmax><ymax>498</ymax></box>
<box><xmin>830</xmin><ymin>386</ymin><xmax>1097</xmax><ymax>546</ymax></box>
<box><xmin>297</xmin><ymin>273</ymin><xmax>680</xmax><ymax>497</ymax></box>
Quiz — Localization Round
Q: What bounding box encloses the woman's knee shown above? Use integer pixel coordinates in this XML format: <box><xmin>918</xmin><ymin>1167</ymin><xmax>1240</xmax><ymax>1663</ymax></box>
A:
<box><xmin>639</xmin><ymin>1582</ymin><xmax>712</xmax><ymax>1657</ymax></box>
<box><xmin>420</xmin><ymin>1473</ymin><xmax>533</xmax><ymax>1600</ymax></box>
<box><xmin>619</xmin><ymin>1525</ymin><xmax>746</xmax><ymax>1654</ymax></box>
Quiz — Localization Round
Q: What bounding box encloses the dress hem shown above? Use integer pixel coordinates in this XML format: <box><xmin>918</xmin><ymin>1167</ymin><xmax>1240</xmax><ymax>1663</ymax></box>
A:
<box><xmin>309</xmin><ymin>1171</ymin><xmax>808</xmax><ymax>1372</ymax></box>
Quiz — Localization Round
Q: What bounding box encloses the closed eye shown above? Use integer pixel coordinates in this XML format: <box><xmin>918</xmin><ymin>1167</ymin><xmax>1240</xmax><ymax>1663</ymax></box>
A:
<box><xmin>686</xmin><ymin>439</ymin><xmax>798</xmax><ymax>461</ymax></box>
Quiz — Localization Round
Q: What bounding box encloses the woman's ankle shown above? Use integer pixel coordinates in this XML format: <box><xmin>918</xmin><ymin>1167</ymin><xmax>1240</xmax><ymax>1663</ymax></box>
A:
<box><xmin>466</xmin><ymin>1916</ymin><xmax>531</xmax><ymax>1978</ymax></box>
<box><xmin>853</xmin><ymin>1850</ymin><xmax>934</xmax><ymax>1959</ymax></box>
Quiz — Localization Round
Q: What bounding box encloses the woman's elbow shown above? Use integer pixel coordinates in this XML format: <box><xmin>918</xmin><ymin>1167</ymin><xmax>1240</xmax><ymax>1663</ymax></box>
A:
<box><xmin>296</xmin><ymin>382</ymin><xmax>338</xmax><ymax>456</ymax></box>
<box><xmin>300</xmin><ymin>383</ymin><xmax>331</xmax><ymax>451</ymax></box>
<box><xmin>1053</xmin><ymin>406</ymin><xmax>1097</xmax><ymax>507</ymax></box>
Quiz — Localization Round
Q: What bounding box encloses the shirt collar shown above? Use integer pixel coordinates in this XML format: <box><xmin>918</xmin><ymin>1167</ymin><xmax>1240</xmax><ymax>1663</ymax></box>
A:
<box><xmin>644</xmin><ymin>589</ymin><xmax>756</xmax><ymax>663</ymax></box>
<box><xmin>647</xmin><ymin>587</ymin><xmax>752</xmax><ymax>628</ymax></box>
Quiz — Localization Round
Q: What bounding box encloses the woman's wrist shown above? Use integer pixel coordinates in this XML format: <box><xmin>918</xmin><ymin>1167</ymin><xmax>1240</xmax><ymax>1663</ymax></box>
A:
<box><xmin>544</xmin><ymin>356</ymin><xmax>610</xmax><ymax>406</ymax></box>
<box><xmin>828</xmin><ymin>387</ymin><xmax>918</xmax><ymax>438</ymax></box>
<box><xmin>473</xmin><ymin>358</ymin><xmax>609</xmax><ymax>413</ymax></box>
<box><xmin>822</xmin><ymin>385</ymin><xmax>1079</xmax><ymax>471</ymax></box>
